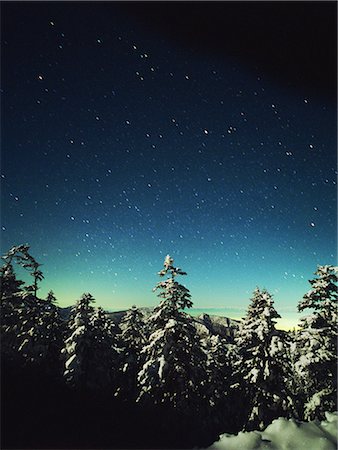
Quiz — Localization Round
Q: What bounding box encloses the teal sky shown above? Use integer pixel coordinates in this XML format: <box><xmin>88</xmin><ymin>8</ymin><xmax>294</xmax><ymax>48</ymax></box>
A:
<box><xmin>2</xmin><ymin>3</ymin><xmax>336</xmax><ymax>331</ymax></box>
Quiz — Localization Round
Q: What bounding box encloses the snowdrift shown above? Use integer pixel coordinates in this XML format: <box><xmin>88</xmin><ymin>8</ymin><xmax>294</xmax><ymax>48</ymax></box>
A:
<box><xmin>208</xmin><ymin>411</ymin><xmax>337</xmax><ymax>450</ymax></box>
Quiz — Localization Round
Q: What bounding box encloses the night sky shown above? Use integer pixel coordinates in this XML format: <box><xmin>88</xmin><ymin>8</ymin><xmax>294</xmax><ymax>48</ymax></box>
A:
<box><xmin>1</xmin><ymin>2</ymin><xmax>337</xmax><ymax>328</ymax></box>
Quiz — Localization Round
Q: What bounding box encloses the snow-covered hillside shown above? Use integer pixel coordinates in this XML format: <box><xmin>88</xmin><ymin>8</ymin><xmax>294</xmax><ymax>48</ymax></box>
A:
<box><xmin>208</xmin><ymin>411</ymin><xmax>337</xmax><ymax>450</ymax></box>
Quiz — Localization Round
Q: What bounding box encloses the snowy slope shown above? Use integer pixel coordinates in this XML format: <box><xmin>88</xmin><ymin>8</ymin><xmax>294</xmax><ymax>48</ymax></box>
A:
<box><xmin>108</xmin><ymin>307</ymin><xmax>154</xmax><ymax>325</ymax></box>
<box><xmin>208</xmin><ymin>412</ymin><xmax>337</xmax><ymax>450</ymax></box>
<box><xmin>194</xmin><ymin>313</ymin><xmax>239</xmax><ymax>340</ymax></box>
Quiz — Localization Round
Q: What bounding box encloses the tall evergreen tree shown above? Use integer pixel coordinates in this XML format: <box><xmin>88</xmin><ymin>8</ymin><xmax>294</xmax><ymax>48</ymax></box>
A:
<box><xmin>155</xmin><ymin>254</ymin><xmax>193</xmax><ymax>310</ymax></box>
<box><xmin>0</xmin><ymin>262</ymin><xmax>24</xmax><ymax>300</ymax></box>
<box><xmin>201</xmin><ymin>333</ymin><xmax>234</xmax><ymax>430</ymax></box>
<box><xmin>137</xmin><ymin>255</ymin><xmax>208</xmax><ymax>417</ymax></box>
<box><xmin>16</xmin><ymin>291</ymin><xmax>64</xmax><ymax>372</ymax></box>
<box><xmin>0</xmin><ymin>262</ymin><xmax>25</xmax><ymax>359</ymax></box>
<box><xmin>91</xmin><ymin>305</ymin><xmax>119</xmax><ymax>390</ymax></box>
<box><xmin>0</xmin><ymin>245</ymin><xmax>52</xmax><ymax>365</ymax></box>
<box><xmin>117</xmin><ymin>305</ymin><xmax>147</xmax><ymax>400</ymax></box>
<box><xmin>62</xmin><ymin>293</ymin><xmax>117</xmax><ymax>391</ymax></box>
<box><xmin>0</xmin><ymin>244</ymin><xmax>44</xmax><ymax>299</ymax></box>
<box><xmin>40</xmin><ymin>291</ymin><xmax>64</xmax><ymax>372</ymax></box>
<box><xmin>295</xmin><ymin>265</ymin><xmax>337</xmax><ymax>420</ymax></box>
<box><xmin>235</xmin><ymin>288</ymin><xmax>294</xmax><ymax>430</ymax></box>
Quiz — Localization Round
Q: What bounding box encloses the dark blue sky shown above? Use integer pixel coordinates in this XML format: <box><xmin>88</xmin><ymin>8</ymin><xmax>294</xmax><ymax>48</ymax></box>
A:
<box><xmin>1</xmin><ymin>2</ymin><xmax>337</xmax><ymax>328</ymax></box>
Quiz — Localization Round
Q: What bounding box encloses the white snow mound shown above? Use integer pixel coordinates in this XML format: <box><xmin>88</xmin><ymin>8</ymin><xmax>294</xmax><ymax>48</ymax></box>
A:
<box><xmin>208</xmin><ymin>412</ymin><xmax>337</xmax><ymax>450</ymax></box>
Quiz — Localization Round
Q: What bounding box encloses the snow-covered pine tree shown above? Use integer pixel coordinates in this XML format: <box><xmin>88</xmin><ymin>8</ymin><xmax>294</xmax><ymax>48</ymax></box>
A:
<box><xmin>0</xmin><ymin>261</ymin><xmax>24</xmax><ymax>300</ymax></box>
<box><xmin>90</xmin><ymin>306</ymin><xmax>119</xmax><ymax>390</ymax></box>
<box><xmin>201</xmin><ymin>333</ymin><xmax>234</xmax><ymax>430</ymax></box>
<box><xmin>120</xmin><ymin>305</ymin><xmax>146</xmax><ymax>346</ymax></box>
<box><xmin>0</xmin><ymin>260</ymin><xmax>25</xmax><ymax>359</ymax></box>
<box><xmin>137</xmin><ymin>255</ymin><xmax>208</xmax><ymax>417</ymax></box>
<box><xmin>0</xmin><ymin>246</ymin><xmax>35</xmax><ymax>330</ymax></box>
<box><xmin>62</xmin><ymin>294</ymin><xmax>117</xmax><ymax>391</ymax></box>
<box><xmin>282</xmin><ymin>329</ymin><xmax>305</xmax><ymax>421</ymax></box>
<box><xmin>0</xmin><ymin>244</ymin><xmax>45</xmax><ymax>298</ymax></box>
<box><xmin>117</xmin><ymin>305</ymin><xmax>147</xmax><ymax>400</ymax></box>
<box><xmin>0</xmin><ymin>245</ymin><xmax>58</xmax><ymax>368</ymax></box>
<box><xmin>155</xmin><ymin>254</ymin><xmax>193</xmax><ymax>310</ymax></box>
<box><xmin>39</xmin><ymin>291</ymin><xmax>64</xmax><ymax>373</ymax></box>
<box><xmin>15</xmin><ymin>290</ymin><xmax>64</xmax><ymax>374</ymax></box>
<box><xmin>295</xmin><ymin>265</ymin><xmax>337</xmax><ymax>420</ymax></box>
<box><xmin>235</xmin><ymin>287</ymin><xmax>294</xmax><ymax>431</ymax></box>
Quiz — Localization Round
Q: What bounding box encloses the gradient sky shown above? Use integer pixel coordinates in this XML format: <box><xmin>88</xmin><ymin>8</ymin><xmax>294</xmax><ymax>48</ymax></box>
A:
<box><xmin>1</xmin><ymin>2</ymin><xmax>337</xmax><ymax>329</ymax></box>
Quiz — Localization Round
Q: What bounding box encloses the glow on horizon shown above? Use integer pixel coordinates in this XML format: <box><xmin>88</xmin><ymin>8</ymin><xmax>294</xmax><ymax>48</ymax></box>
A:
<box><xmin>36</xmin><ymin>268</ymin><xmax>308</xmax><ymax>331</ymax></box>
<box><xmin>3</xmin><ymin>238</ymin><xmax>324</xmax><ymax>333</ymax></box>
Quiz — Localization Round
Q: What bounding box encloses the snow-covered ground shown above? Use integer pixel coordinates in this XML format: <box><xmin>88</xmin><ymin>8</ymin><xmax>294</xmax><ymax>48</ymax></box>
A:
<box><xmin>208</xmin><ymin>412</ymin><xmax>337</xmax><ymax>450</ymax></box>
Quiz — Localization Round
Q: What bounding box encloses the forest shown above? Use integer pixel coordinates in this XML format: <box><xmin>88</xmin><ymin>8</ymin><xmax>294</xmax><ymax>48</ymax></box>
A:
<box><xmin>1</xmin><ymin>245</ymin><xmax>337</xmax><ymax>449</ymax></box>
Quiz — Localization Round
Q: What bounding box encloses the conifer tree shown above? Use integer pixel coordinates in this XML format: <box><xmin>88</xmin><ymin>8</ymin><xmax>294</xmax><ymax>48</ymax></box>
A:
<box><xmin>0</xmin><ymin>262</ymin><xmax>25</xmax><ymax>359</ymax></box>
<box><xmin>295</xmin><ymin>265</ymin><xmax>337</xmax><ymax>420</ymax></box>
<box><xmin>1</xmin><ymin>245</ymin><xmax>49</xmax><ymax>363</ymax></box>
<box><xmin>62</xmin><ymin>294</ymin><xmax>117</xmax><ymax>391</ymax></box>
<box><xmin>16</xmin><ymin>291</ymin><xmax>64</xmax><ymax>372</ymax></box>
<box><xmin>120</xmin><ymin>305</ymin><xmax>146</xmax><ymax>347</ymax></box>
<box><xmin>41</xmin><ymin>291</ymin><xmax>64</xmax><ymax>372</ymax></box>
<box><xmin>117</xmin><ymin>305</ymin><xmax>146</xmax><ymax>400</ymax></box>
<box><xmin>137</xmin><ymin>255</ymin><xmax>208</xmax><ymax>417</ymax></box>
<box><xmin>91</xmin><ymin>306</ymin><xmax>119</xmax><ymax>390</ymax></box>
<box><xmin>23</xmin><ymin>260</ymin><xmax>44</xmax><ymax>298</ymax></box>
<box><xmin>0</xmin><ymin>244</ymin><xmax>44</xmax><ymax>298</ymax></box>
<box><xmin>155</xmin><ymin>254</ymin><xmax>193</xmax><ymax>310</ymax></box>
<box><xmin>235</xmin><ymin>288</ymin><xmax>294</xmax><ymax>430</ymax></box>
<box><xmin>0</xmin><ymin>262</ymin><xmax>24</xmax><ymax>300</ymax></box>
<box><xmin>201</xmin><ymin>334</ymin><xmax>233</xmax><ymax>429</ymax></box>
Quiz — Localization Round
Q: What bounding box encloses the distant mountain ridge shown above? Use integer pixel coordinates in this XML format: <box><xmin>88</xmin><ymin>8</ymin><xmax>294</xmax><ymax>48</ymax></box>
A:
<box><xmin>58</xmin><ymin>305</ymin><xmax>240</xmax><ymax>341</ymax></box>
<box><xmin>111</xmin><ymin>307</ymin><xmax>240</xmax><ymax>340</ymax></box>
